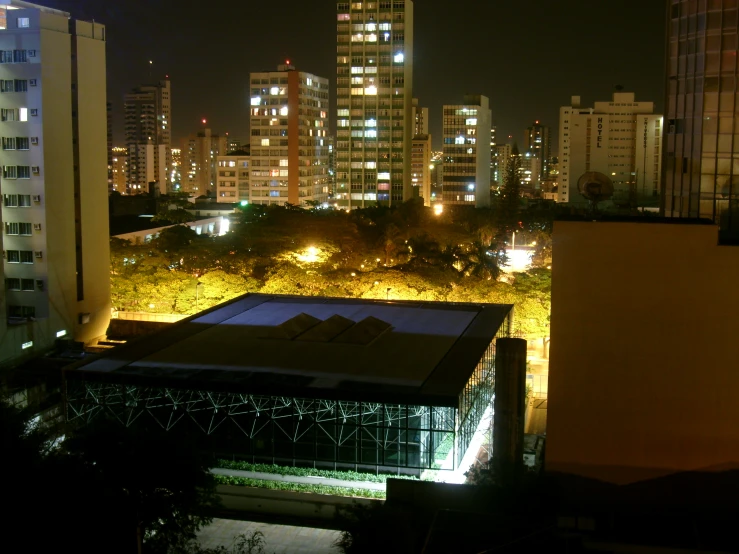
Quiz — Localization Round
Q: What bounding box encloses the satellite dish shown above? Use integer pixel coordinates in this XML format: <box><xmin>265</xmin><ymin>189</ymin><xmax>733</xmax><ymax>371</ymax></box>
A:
<box><xmin>577</xmin><ymin>172</ymin><xmax>614</xmax><ymax>211</ymax></box>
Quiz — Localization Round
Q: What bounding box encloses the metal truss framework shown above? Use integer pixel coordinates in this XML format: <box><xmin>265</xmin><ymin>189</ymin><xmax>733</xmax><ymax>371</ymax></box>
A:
<box><xmin>66</xmin><ymin>384</ymin><xmax>458</xmax><ymax>471</ymax></box>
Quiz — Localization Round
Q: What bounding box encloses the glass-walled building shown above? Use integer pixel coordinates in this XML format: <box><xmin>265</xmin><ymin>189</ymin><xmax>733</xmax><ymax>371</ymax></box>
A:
<box><xmin>65</xmin><ymin>294</ymin><xmax>511</xmax><ymax>474</ymax></box>
<box><xmin>335</xmin><ymin>1</ymin><xmax>414</xmax><ymax>209</ymax></box>
<box><xmin>663</xmin><ymin>0</ymin><xmax>739</xmax><ymax>239</ymax></box>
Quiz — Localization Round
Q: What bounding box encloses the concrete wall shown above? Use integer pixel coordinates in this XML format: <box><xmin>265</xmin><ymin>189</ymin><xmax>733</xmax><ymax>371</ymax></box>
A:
<box><xmin>547</xmin><ymin>220</ymin><xmax>739</xmax><ymax>484</ymax></box>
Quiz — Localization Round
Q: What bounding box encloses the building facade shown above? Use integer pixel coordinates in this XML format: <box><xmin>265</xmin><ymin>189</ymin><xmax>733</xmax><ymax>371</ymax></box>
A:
<box><xmin>249</xmin><ymin>64</ymin><xmax>329</xmax><ymax>207</ymax></box>
<box><xmin>124</xmin><ymin>79</ymin><xmax>171</xmax><ymax>195</ymax></box>
<box><xmin>442</xmin><ymin>95</ymin><xmax>492</xmax><ymax>207</ymax></box>
<box><xmin>524</xmin><ymin>120</ymin><xmax>550</xmax><ymax>182</ymax></box>
<box><xmin>170</xmin><ymin>147</ymin><xmax>181</xmax><ymax>191</ymax></box>
<box><xmin>216</xmin><ymin>150</ymin><xmax>249</xmax><ymax>203</ymax></box>
<box><xmin>558</xmin><ymin>92</ymin><xmax>663</xmax><ymax>206</ymax></box>
<box><xmin>413</xmin><ymin>97</ymin><xmax>428</xmax><ymax>135</ymax></box>
<box><xmin>182</xmin><ymin>128</ymin><xmax>227</xmax><ymax>197</ymax></box>
<box><xmin>663</xmin><ymin>0</ymin><xmax>739</xmax><ymax>237</ymax></box>
<box><xmin>411</xmin><ymin>134</ymin><xmax>431</xmax><ymax>206</ymax></box>
<box><xmin>0</xmin><ymin>1</ymin><xmax>110</xmax><ymax>365</ymax></box>
<box><xmin>110</xmin><ymin>146</ymin><xmax>127</xmax><ymax>193</ymax></box>
<box><xmin>335</xmin><ymin>0</ymin><xmax>414</xmax><ymax>208</ymax></box>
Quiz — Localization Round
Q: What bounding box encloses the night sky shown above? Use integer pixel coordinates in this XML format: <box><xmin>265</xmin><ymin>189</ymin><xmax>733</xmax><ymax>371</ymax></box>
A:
<box><xmin>45</xmin><ymin>0</ymin><xmax>666</xmax><ymax>152</ymax></box>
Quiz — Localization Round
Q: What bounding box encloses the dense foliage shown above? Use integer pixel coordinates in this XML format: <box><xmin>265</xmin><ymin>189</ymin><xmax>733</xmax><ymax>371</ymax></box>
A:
<box><xmin>111</xmin><ymin>200</ymin><xmax>554</xmax><ymax>337</ymax></box>
<box><xmin>217</xmin><ymin>459</ymin><xmax>417</xmax><ymax>483</ymax></box>
<box><xmin>214</xmin><ymin>475</ymin><xmax>386</xmax><ymax>499</ymax></box>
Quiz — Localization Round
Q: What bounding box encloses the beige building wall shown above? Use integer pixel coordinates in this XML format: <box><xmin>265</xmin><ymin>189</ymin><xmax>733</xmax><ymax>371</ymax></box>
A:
<box><xmin>216</xmin><ymin>153</ymin><xmax>249</xmax><ymax>203</ymax></box>
<box><xmin>548</xmin><ymin>220</ymin><xmax>739</xmax><ymax>485</ymax></box>
<box><xmin>182</xmin><ymin>128</ymin><xmax>227</xmax><ymax>196</ymax></box>
<box><xmin>0</xmin><ymin>3</ymin><xmax>109</xmax><ymax>365</ymax></box>
<box><xmin>411</xmin><ymin>134</ymin><xmax>430</xmax><ymax>206</ymax></box>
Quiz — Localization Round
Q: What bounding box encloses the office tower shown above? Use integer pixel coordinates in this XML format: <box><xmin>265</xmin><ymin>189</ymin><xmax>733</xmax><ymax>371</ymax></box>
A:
<box><xmin>441</xmin><ymin>95</ymin><xmax>492</xmax><ymax>207</ymax></box>
<box><xmin>0</xmin><ymin>1</ymin><xmax>110</xmax><ymax>364</ymax></box>
<box><xmin>520</xmin><ymin>151</ymin><xmax>541</xmax><ymax>190</ymax></box>
<box><xmin>524</xmin><ymin>120</ymin><xmax>550</xmax><ymax>182</ymax></box>
<box><xmin>170</xmin><ymin>147</ymin><xmax>181</xmax><ymax>191</ymax></box>
<box><xmin>413</xmin><ymin>97</ymin><xmax>428</xmax><ymax>135</ymax></box>
<box><xmin>249</xmin><ymin>63</ymin><xmax>329</xmax><ymax>206</ymax></box>
<box><xmin>110</xmin><ymin>147</ymin><xmax>127</xmax><ymax>193</ymax></box>
<box><xmin>558</xmin><ymin>92</ymin><xmax>663</xmax><ymax>206</ymax></box>
<box><xmin>663</xmin><ymin>1</ymin><xmax>739</xmax><ymax>236</ymax></box>
<box><xmin>336</xmin><ymin>0</ymin><xmax>414</xmax><ymax>208</ymax></box>
<box><xmin>181</xmin><ymin>128</ymin><xmax>227</xmax><ymax>196</ymax></box>
<box><xmin>411</xmin><ymin>134</ymin><xmax>431</xmax><ymax>206</ymax></box>
<box><xmin>124</xmin><ymin>78</ymin><xmax>171</xmax><ymax>194</ymax></box>
<box><xmin>216</xmin><ymin>148</ymin><xmax>249</xmax><ymax>203</ymax></box>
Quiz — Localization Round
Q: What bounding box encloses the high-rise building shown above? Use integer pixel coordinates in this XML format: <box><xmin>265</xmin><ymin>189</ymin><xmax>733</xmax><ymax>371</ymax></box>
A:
<box><xmin>170</xmin><ymin>147</ymin><xmax>181</xmax><ymax>191</ymax></box>
<box><xmin>441</xmin><ymin>95</ymin><xmax>492</xmax><ymax>207</ymax></box>
<box><xmin>520</xmin><ymin>151</ymin><xmax>541</xmax><ymax>191</ymax></box>
<box><xmin>524</xmin><ymin>120</ymin><xmax>550</xmax><ymax>181</ymax></box>
<box><xmin>663</xmin><ymin>1</ymin><xmax>739</xmax><ymax>237</ymax></box>
<box><xmin>413</xmin><ymin>97</ymin><xmax>428</xmax><ymax>135</ymax></box>
<box><xmin>335</xmin><ymin>0</ymin><xmax>414</xmax><ymax>208</ymax></box>
<box><xmin>249</xmin><ymin>64</ymin><xmax>329</xmax><ymax>207</ymax></box>
<box><xmin>182</xmin><ymin>128</ymin><xmax>227</xmax><ymax>197</ymax></box>
<box><xmin>0</xmin><ymin>1</ymin><xmax>110</xmax><ymax>365</ymax></box>
<box><xmin>124</xmin><ymin>78</ymin><xmax>171</xmax><ymax>194</ymax></box>
<box><xmin>327</xmin><ymin>135</ymin><xmax>336</xmax><ymax>197</ymax></box>
<box><xmin>558</xmin><ymin>92</ymin><xmax>663</xmax><ymax>206</ymax></box>
<box><xmin>216</xmin><ymin>150</ymin><xmax>249</xmax><ymax>203</ymax></box>
<box><xmin>494</xmin><ymin>143</ymin><xmax>512</xmax><ymax>185</ymax></box>
<box><xmin>411</xmin><ymin>134</ymin><xmax>431</xmax><ymax>206</ymax></box>
<box><xmin>226</xmin><ymin>138</ymin><xmax>241</xmax><ymax>153</ymax></box>
<box><xmin>110</xmin><ymin>147</ymin><xmax>127</xmax><ymax>193</ymax></box>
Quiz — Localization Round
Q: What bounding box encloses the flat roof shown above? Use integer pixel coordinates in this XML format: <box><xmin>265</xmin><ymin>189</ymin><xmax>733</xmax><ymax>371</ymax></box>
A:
<box><xmin>67</xmin><ymin>294</ymin><xmax>512</xmax><ymax>407</ymax></box>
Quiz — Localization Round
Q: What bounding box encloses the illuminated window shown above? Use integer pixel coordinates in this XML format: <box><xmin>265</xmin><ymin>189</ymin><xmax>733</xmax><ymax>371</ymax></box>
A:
<box><xmin>464</xmin><ymin>194</ymin><xmax>474</xmax><ymax>202</ymax></box>
<box><xmin>250</xmin><ymin>97</ymin><xmax>261</xmax><ymax>106</ymax></box>
<box><xmin>19</xmin><ymin>107</ymin><xmax>27</xmax><ymax>121</ymax></box>
<box><xmin>465</xmin><ymin>118</ymin><xmax>477</xmax><ymax>125</ymax></box>
<box><xmin>279</xmin><ymin>106</ymin><xmax>288</xmax><ymax>116</ymax></box>
<box><xmin>364</xmin><ymin>85</ymin><xmax>377</xmax><ymax>95</ymax></box>
<box><xmin>279</xmin><ymin>159</ymin><xmax>288</xmax><ymax>167</ymax></box>
<box><xmin>455</xmin><ymin>136</ymin><xmax>465</xmax><ymax>145</ymax></box>
<box><xmin>261</xmin><ymin>139</ymin><xmax>270</xmax><ymax>146</ymax></box>
<box><xmin>17</xmin><ymin>18</ymin><xmax>30</xmax><ymax>28</ymax></box>
<box><xmin>270</xmin><ymin>87</ymin><xmax>279</xmax><ymax>95</ymax></box>
<box><xmin>393</xmin><ymin>52</ymin><xmax>404</xmax><ymax>63</ymax></box>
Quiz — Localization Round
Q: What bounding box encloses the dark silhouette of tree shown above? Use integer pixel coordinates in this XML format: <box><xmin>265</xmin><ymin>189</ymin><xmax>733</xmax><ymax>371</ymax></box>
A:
<box><xmin>496</xmin><ymin>144</ymin><xmax>523</xmax><ymax>242</ymax></box>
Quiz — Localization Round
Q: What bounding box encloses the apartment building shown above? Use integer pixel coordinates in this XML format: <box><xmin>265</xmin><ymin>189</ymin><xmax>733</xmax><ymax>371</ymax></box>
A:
<box><xmin>411</xmin><ymin>134</ymin><xmax>431</xmax><ymax>206</ymax></box>
<box><xmin>335</xmin><ymin>0</ymin><xmax>414</xmax><ymax>208</ymax></box>
<box><xmin>249</xmin><ymin>64</ymin><xmax>329</xmax><ymax>206</ymax></box>
<box><xmin>442</xmin><ymin>95</ymin><xmax>492</xmax><ymax>207</ymax></box>
<box><xmin>124</xmin><ymin>78</ymin><xmax>171</xmax><ymax>195</ymax></box>
<box><xmin>216</xmin><ymin>149</ymin><xmax>249</xmax><ymax>203</ymax></box>
<box><xmin>0</xmin><ymin>1</ymin><xmax>110</xmax><ymax>364</ymax></box>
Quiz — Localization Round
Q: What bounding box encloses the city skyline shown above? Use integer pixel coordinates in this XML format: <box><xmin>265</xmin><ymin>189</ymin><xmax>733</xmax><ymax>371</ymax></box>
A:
<box><xmin>42</xmin><ymin>0</ymin><xmax>666</xmax><ymax>152</ymax></box>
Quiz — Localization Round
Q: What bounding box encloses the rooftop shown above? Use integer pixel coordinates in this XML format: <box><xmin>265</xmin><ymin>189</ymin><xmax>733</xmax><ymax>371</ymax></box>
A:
<box><xmin>68</xmin><ymin>294</ymin><xmax>512</xmax><ymax>407</ymax></box>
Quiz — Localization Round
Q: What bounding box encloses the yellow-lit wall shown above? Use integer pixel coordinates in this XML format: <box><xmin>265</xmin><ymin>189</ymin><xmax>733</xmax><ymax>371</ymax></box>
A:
<box><xmin>547</xmin><ymin>221</ymin><xmax>739</xmax><ymax>484</ymax></box>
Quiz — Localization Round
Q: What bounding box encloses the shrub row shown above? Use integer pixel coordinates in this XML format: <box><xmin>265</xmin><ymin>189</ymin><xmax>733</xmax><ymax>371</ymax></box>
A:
<box><xmin>214</xmin><ymin>474</ymin><xmax>386</xmax><ymax>499</ymax></box>
<box><xmin>216</xmin><ymin>459</ymin><xmax>418</xmax><ymax>484</ymax></box>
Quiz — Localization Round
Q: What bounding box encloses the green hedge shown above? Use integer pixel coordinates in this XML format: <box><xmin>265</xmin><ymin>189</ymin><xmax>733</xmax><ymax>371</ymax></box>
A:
<box><xmin>214</xmin><ymin>474</ymin><xmax>386</xmax><ymax>499</ymax></box>
<box><xmin>216</xmin><ymin>459</ymin><xmax>419</xmax><ymax>484</ymax></box>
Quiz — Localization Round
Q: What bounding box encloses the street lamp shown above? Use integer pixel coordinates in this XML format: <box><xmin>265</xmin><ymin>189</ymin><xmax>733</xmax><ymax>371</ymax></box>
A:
<box><xmin>195</xmin><ymin>281</ymin><xmax>203</xmax><ymax>310</ymax></box>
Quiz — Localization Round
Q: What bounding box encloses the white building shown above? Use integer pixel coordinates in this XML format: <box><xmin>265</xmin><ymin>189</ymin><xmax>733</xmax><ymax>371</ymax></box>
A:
<box><xmin>442</xmin><ymin>95</ymin><xmax>491</xmax><ymax>207</ymax></box>
<box><xmin>558</xmin><ymin>92</ymin><xmax>663</xmax><ymax>205</ymax></box>
<box><xmin>0</xmin><ymin>1</ymin><xmax>110</xmax><ymax>365</ymax></box>
<box><xmin>216</xmin><ymin>151</ymin><xmax>249</xmax><ymax>203</ymax></box>
<box><xmin>411</xmin><ymin>134</ymin><xmax>431</xmax><ymax>206</ymax></box>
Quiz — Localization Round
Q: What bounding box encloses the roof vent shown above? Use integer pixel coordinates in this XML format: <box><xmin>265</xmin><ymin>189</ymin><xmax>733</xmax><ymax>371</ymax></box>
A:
<box><xmin>333</xmin><ymin>316</ymin><xmax>392</xmax><ymax>345</ymax></box>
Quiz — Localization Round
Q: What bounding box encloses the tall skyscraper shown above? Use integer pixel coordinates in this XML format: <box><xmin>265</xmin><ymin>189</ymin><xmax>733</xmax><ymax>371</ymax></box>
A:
<box><xmin>663</xmin><ymin>1</ymin><xmax>739</xmax><ymax>236</ymax></box>
<box><xmin>558</xmin><ymin>92</ymin><xmax>663</xmax><ymax>206</ymax></box>
<box><xmin>335</xmin><ymin>0</ymin><xmax>414</xmax><ymax>208</ymax></box>
<box><xmin>124</xmin><ymin>78</ymin><xmax>171</xmax><ymax>194</ymax></box>
<box><xmin>0</xmin><ymin>1</ymin><xmax>110</xmax><ymax>364</ymax></box>
<box><xmin>182</xmin><ymin>128</ymin><xmax>227</xmax><ymax>196</ymax></box>
<box><xmin>441</xmin><ymin>95</ymin><xmax>492</xmax><ymax>207</ymax></box>
<box><xmin>413</xmin><ymin>97</ymin><xmax>428</xmax><ymax>135</ymax></box>
<box><xmin>170</xmin><ymin>147</ymin><xmax>181</xmax><ymax>191</ymax></box>
<box><xmin>524</xmin><ymin>120</ymin><xmax>550</xmax><ymax>181</ymax></box>
<box><xmin>494</xmin><ymin>143</ymin><xmax>512</xmax><ymax>185</ymax></box>
<box><xmin>249</xmin><ymin>63</ymin><xmax>329</xmax><ymax>206</ymax></box>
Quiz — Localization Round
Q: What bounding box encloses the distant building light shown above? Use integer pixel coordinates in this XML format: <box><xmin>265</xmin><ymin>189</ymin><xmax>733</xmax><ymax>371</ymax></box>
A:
<box><xmin>21</xmin><ymin>341</ymin><xmax>33</xmax><ymax>350</ymax></box>
<box><xmin>56</xmin><ymin>330</ymin><xmax>67</xmax><ymax>338</ymax></box>
<box><xmin>393</xmin><ymin>52</ymin><xmax>404</xmax><ymax>63</ymax></box>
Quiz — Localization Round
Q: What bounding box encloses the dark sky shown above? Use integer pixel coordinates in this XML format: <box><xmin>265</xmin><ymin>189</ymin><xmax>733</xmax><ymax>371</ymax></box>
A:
<box><xmin>46</xmin><ymin>0</ymin><xmax>666</xmax><ymax>153</ymax></box>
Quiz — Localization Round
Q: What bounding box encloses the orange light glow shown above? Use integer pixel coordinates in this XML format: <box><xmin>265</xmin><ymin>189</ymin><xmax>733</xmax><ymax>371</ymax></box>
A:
<box><xmin>202</xmin><ymin>118</ymin><xmax>207</xmax><ymax>124</ymax></box>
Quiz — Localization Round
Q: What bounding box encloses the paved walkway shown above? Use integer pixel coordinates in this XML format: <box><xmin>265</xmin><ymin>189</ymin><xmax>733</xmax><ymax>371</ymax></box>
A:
<box><xmin>212</xmin><ymin>467</ymin><xmax>387</xmax><ymax>491</ymax></box>
<box><xmin>197</xmin><ymin>518</ymin><xmax>341</xmax><ymax>554</ymax></box>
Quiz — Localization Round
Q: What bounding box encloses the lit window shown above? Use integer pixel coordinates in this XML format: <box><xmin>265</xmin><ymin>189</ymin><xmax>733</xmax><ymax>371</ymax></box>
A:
<box><xmin>250</xmin><ymin>97</ymin><xmax>261</xmax><ymax>106</ymax></box>
<box><xmin>464</xmin><ymin>194</ymin><xmax>475</xmax><ymax>202</ymax></box>
<box><xmin>17</xmin><ymin>18</ymin><xmax>30</xmax><ymax>28</ymax></box>
<box><xmin>270</xmin><ymin>87</ymin><xmax>279</xmax><ymax>95</ymax></box>
<box><xmin>364</xmin><ymin>85</ymin><xmax>377</xmax><ymax>95</ymax></box>
<box><xmin>455</xmin><ymin>136</ymin><xmax>465</xmax><ymax>145</ymax></box>
<box><xmin>261</xmin><ymin>139</ymin><xmax>269</xmax><ymax>146</ymax></box>
<box><xmin>19</xmin><ymin>108</ymin><xmax>27</xmax><ymax>121</ymax></box>
<box><xmin>465</xmin><ymin>118</ymin><xmax>477</xmax><ymax>125</ymax></box>
<box><xmin>279</xmin><ymin>159</ymin><xmax>288</xmax><ymax>167</ymax></box>
<box><xmin>21</xmin><ymin>340</ymin><xmax>33</xmax><ymax>349</ymax></box>
<box><xmin>56</xmin><ymin>330</ymin><xmax>67</xmax><ymax>338</ymax></box>
<box><xmin>467</xmin><ymin>184</ymin><xmax>475</xmax><ymax>191</ymax></box>
<box><xmin>393</xmin><ymin>52</ymin><xmax>404</xmax><ymax>63</ymax></box>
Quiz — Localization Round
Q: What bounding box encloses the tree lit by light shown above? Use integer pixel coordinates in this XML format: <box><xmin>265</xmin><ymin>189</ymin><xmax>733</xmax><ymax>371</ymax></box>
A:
<box><xmin>434</xmin><ymin>204</ymin><xmax>444</xmax><ymax>216</ymax></box>
<box><xmin>296</xmin><ymin>246</ymin><xmax>321</xmax><ymax>264</ymax></box>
